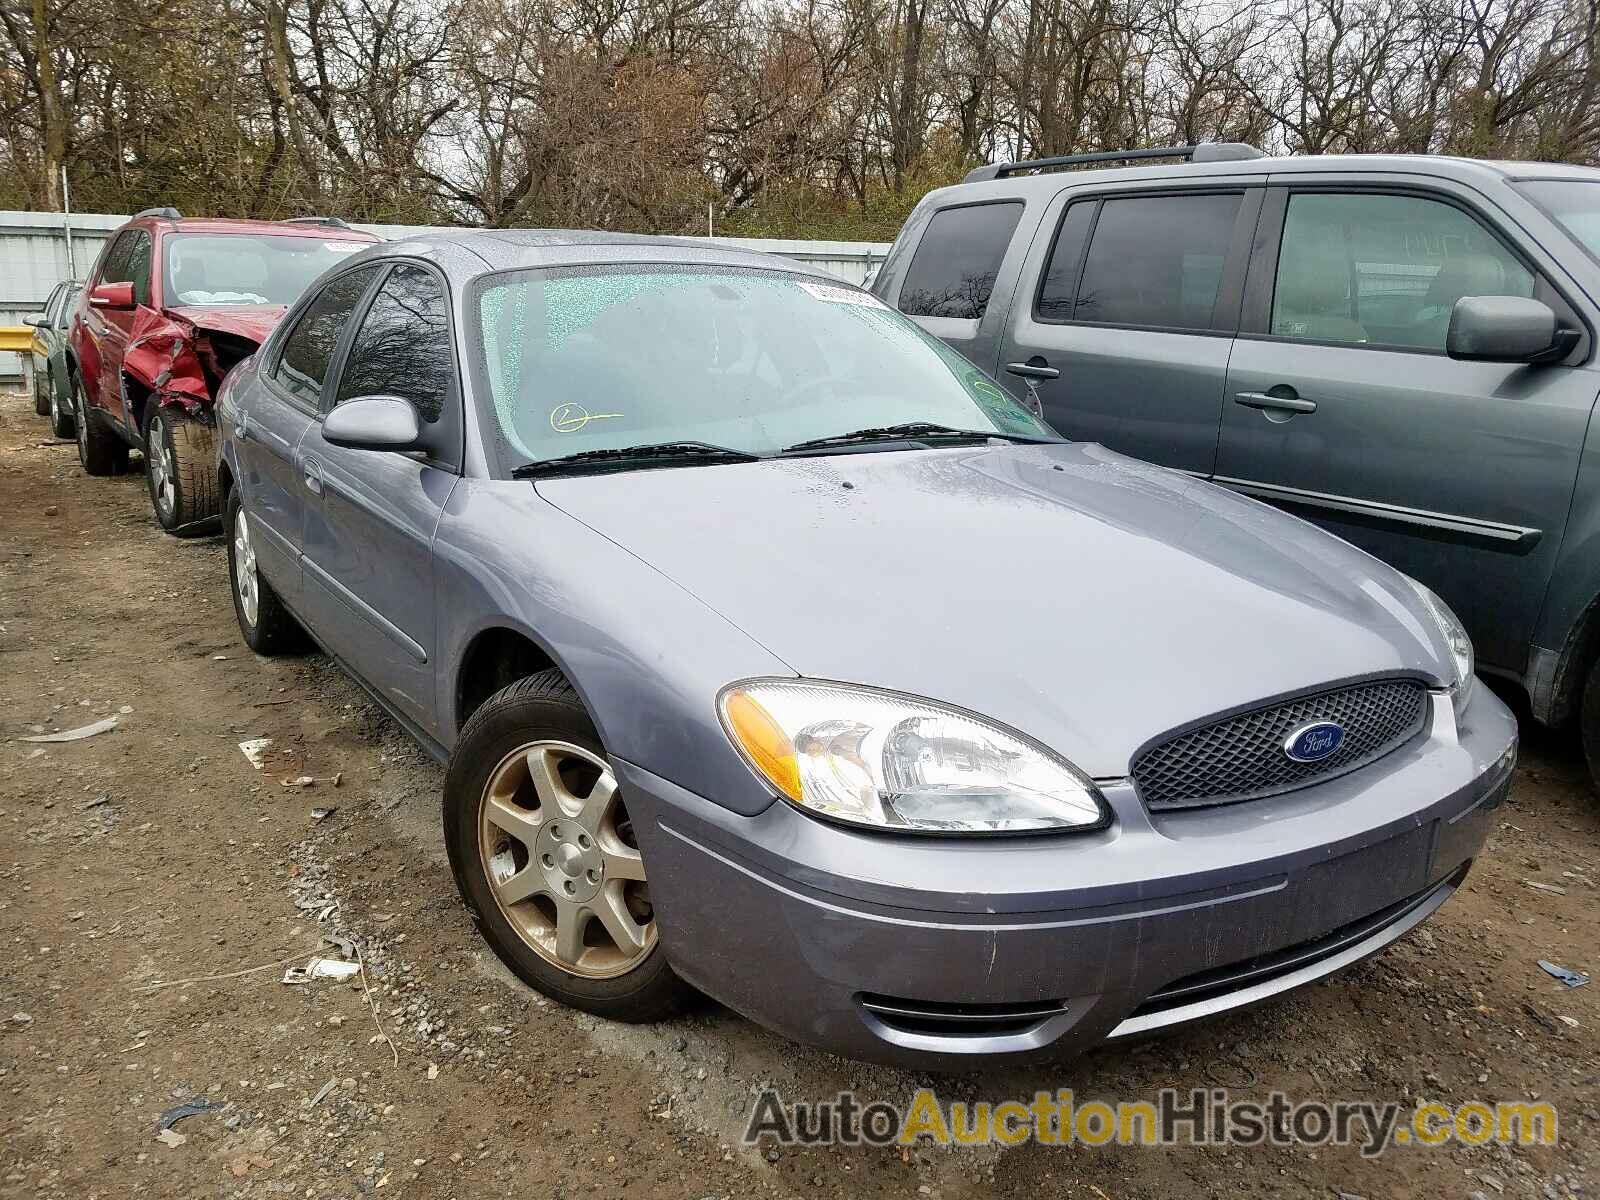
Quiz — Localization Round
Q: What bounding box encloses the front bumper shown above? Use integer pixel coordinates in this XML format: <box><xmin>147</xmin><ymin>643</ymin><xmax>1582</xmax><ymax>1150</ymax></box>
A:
<box><xmin>619</xmin><ymin>685</ymin><xmax>1516</xmax><ymax>1070</ymax></box>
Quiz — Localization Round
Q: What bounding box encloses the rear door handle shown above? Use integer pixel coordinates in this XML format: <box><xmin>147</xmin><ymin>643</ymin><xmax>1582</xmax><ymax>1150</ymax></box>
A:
<box><xmin>1005</xmin><ymin>361</ymin><xmax>1061</xmax><ymax>380</ymax></box>
<box><xmin>1235</xmin><ymin>390</ymin><xmax>1317</xmax><ymax>414</ymax></box>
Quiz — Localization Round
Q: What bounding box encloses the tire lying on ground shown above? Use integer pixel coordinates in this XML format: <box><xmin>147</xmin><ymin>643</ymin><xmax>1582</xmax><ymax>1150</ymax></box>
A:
<box><xmin>443</xmin><ymin>669</ymin><xmax>691</xmax><ymax>1022</ymax></box>
<box><xmin>144</xmin><ymin>405</ymin><xmax>220</xmax><ymax>535</ymax></box>
<box><xmin>48</xmin><ymin>372</ymin><xmax>75</xmax><ymax>440</ymax></box>
<box><xmin>33</xmin><ymin>370</ymin><xmax>50</xmax><ymax>417</ymax></box>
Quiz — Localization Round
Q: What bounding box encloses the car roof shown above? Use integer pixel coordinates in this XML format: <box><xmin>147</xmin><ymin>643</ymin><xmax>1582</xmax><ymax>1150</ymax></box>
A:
<box><xmin>395</xmin><ymin>228</ymin><xmax>843</xmax><ymax>279</ymax></box>
<box><xmin>934</xmin><ymin>150</ymin><xmax>1600</xmax><ymax>205</ymax></box>
<box><xmin>128</xmin><ymin>214</ymin><xmax>379</xmax><ymax>241</ymax></box>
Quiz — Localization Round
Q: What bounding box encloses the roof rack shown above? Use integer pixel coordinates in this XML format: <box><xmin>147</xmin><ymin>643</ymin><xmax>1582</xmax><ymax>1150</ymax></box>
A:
<box><xmin>963</xmin><ymin>142</ymin><xmax>1267</xmax><ymax>183</ymax></box>
<box><xmin>281</xmin><ymin>216</ymin><xmax>352</xmax><ymax>230</ymax></box>
<box><xmin>133</xmin><ymin>206</ymin><xmax>183</xmax><ymax>220</ymax></box>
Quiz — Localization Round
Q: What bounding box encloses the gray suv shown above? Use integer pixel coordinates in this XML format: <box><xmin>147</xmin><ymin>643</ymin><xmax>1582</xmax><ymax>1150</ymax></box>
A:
<box><xmin>872</xmin><ymin>146</ymin><xmax>1600</xmax><ymax>781</ymax></box>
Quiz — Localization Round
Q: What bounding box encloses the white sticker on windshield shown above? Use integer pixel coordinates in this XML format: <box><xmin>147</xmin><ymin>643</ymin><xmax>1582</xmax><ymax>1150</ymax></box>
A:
<box><xmin>797</xmin><ymin>280</ymin><xmax>886</xmax><ymax>308</ymax></box>
<box><xmin>324</xmin><ymin>241</ymin><xmax>365</xmax><ymax>253</ymax></box>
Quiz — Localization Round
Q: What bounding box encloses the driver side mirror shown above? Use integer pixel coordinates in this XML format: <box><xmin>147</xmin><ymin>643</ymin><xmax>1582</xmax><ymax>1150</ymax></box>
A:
<box><xmin>1447</xmin><ymin>296</ymin><xmax>1578</xmax><ymax>364</ymax></box>
<box><xmin>88</xmin><ymin>282</ymin><xmax>135</xmax><ymax>310</ymax></box>
<box><xmin>21</xmin><ymin>312</ymin><xmax>45</xmax><ymax>328</ymax></box>
<box><xmin>321</xmin><ymin>395</ymin><xmax>421</xmax><ymax>451</ymax></box>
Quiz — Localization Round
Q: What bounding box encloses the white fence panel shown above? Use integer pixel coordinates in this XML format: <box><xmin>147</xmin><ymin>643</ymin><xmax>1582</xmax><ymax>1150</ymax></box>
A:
<box><xmin>3</xmin><ymin>211</ymin><xmax>888</xmax><ymax>381</ymax></box>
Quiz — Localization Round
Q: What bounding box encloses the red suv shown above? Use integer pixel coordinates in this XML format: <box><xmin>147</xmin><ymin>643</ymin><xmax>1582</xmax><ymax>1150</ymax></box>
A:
<box><xmin>67</xmin><ymin>208</ymin><xmax>379</xmax><ymax>533</ymax></box>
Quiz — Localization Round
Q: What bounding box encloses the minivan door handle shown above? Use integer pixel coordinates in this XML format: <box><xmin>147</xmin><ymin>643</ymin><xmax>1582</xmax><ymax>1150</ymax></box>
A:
<box><xmin>1005</xmin><ymin>360</ymin><xmax>1061</xmax><ymax>380</ymax></box>
<box><xmin>1235</xmin><ymin>390</ymin><xmax>1317</xmax><ymax>414</ymax></box>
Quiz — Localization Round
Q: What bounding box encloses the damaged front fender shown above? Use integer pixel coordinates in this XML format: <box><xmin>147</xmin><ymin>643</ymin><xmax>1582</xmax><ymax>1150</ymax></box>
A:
<box><xmin>123</xmin><ymin>305</ymin><xmax>268</xmax><ymax>417</ymax></box>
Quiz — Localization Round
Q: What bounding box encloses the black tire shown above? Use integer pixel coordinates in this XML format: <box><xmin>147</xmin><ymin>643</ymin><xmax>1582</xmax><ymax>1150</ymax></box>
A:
<box><xmin>1580</xmin><ymin>656</ymin><xmax>1600</xmax><ymax>791</ymax></box>
<box><xmin>33</xmin><ymin>368</ymin><xmax>50</xmax><ymax>416</ymax></box>
<box><xmin>444</xmin><ymin>670</ymin><xmax>690</xmax><ymax>1022</ymax></box>
<box><xmin>48</xmin><ymin>371</ymin><xmax>75</xmax><ymax>440</ymax></box>
<box><xmin>145</xmin><ymin>406</ymin><xmax>221</xmax><ymax>535</ymax></box>
<box><xmin>74</xmin><ymin>371</ymin><xmax>128</xmax><ymax>476</ymax></box>
<box><xmin>226</xmin><ymin>488</ymin><xmax>307</xmax><ymax>655</ymax></box>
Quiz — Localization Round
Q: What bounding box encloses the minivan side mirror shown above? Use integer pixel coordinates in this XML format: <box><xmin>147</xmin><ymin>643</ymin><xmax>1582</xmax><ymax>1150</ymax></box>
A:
<box><xmin>21</xmin><ymin>312</ymin><xmax>46</xmax><ymax>328</ymax></box>
<box><xmin>88</xmin><ymin>282</ymin><xmax>135</xmax><ymax>310</ymax></box>
<box><xmin>1446</xmin><ymin>296</ymin><xmax>1578</xmax><ymax>364</ymax></box>
<box><xmin>322</xmin><ymin>395</ymin><xmax>421</xmax><ymax>451</ymax></box>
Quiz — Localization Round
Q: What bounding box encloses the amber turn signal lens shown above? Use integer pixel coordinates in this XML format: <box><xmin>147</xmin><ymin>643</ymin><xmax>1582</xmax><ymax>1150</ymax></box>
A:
<box><xmin>722</xmin><ymin>689</ymin><xmax>803</xmax><ymax>802</ymax></box>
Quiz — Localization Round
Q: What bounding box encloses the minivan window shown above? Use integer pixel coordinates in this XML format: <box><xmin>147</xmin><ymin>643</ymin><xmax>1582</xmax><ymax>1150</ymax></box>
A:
<box><xmin>1271</xmin><ymin>192</ymin><xmax>1535</xmax><ymax>351</ymax></box>
<box><xmin>1517</xmin><ymin>180</ymin><xmax>1600</xmax><ymax>268</ymax></box>
<box><xmin>1036</xmin><ymin>201</ymin><xmax>1097</xmax><ymax>321</ymax></box>
<box><xmin>275</xmin><ymin>266</ymin><xmax>381</xmax><ymax>405</ymax></box>
<box><xmin>1070</xmin><ymin>193</ymin><xmax>1241</xmax><ymax>330</ymax></box>
<box><xmin>898</xmin><ymin>202</ymin><xmax>1023</xmax><ymax>320</ymax></box>
<box><xmin>336</xmin><ymin>264</ymin><xmax>452</xmax><ymax>422</ymax></box>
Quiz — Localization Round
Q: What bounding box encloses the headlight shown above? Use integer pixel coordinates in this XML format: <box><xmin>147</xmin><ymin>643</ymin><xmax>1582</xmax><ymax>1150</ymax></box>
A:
<box><xmin>1403</xmin><ymin>577</ymin><xmax>1474</xmax><ymax>702</ymax></box>
<box><xmin>719</xmin><ymin>680</ymin><xmax>1107</xmax><ymax>834</ymax></box>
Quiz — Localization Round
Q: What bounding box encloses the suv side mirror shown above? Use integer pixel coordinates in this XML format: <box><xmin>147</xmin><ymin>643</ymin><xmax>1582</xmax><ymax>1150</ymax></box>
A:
<box><xmin>21</xmin><ymin>312</ymin><xmax>46</xmax><ymax>328</ymax></box>
<box><xmin>1447</xmin><ymin>296</ymin><xmax>1578</xmax><ymax>364</ymax></box>
<box><xmin>322</xmin><ymin>395</ymin><xmax>421</xmax><ymax>451</ymax></box>
<box><xmin>88</xmin><ymin>282</ymin><xmax>135</xmax><ymax>310</ymax></box>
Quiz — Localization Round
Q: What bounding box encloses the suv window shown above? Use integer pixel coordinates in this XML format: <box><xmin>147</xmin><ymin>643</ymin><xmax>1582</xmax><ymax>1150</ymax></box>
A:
<box><xmin>1061</xmin><ymin>193</ymin><xmax>1242</xmax><ymax>330</ymax></box>
<box><xmin>99</xmin><ymin>233</ymin><xmax>136</xmax><ymax>289</ymax></box>
<box><xmin>275</xmin><ymin>266</ymin><xmax>381</xmax><ymax>405</ymax></box>
<box><xmin>1271</xmin><ymin>192</ymin><xmax>1535</xmax><ymax>350</ymax></box>
<box><xmin>126</xmin><ymin>231</ymin><xmax>153</xmax><ymax>306</ymax></box>
<box><xmin>335</xmin><ymin>264</ymin><xmax>452</xmax><ymax>422</ymax></box>
<box><xmin>899</xmin><ymin>202</ymin><xmax>1023</xmax><ymax>320</ymax></box>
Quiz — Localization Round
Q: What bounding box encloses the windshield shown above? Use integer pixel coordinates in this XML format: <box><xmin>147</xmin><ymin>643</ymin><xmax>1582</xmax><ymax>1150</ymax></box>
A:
<box><xmin>164</xmin><ymin>233</ymin><xmax>370</xmax><ymax>307</ymax></box>
<box><xmin>474</xmin><ymin>265</ymin><xmax>1052</xmax><ymax>471</ymax></box>
<box><xmin>1518</xmin><ymin>181</ymin><xmax>1600</xmax><ymax>267</ymax></box>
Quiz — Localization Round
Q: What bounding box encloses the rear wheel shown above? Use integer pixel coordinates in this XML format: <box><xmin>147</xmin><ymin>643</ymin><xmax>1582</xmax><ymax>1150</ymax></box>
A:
<box><xmin>1579</xmin><ymin>657</ymin><xmax>1600</xmax><ymax>791</ymax></box>
<box><xmin>74</xmin><ymin>371</ymin><xmax>128</xmax><ymax>476</ymax></box>
<box><xmin>444</xmin><ymin>671</ymin><xmax>689</xmax><ymax>1022</ymax></box>
<box><xmin>145</xmin><ymin>406</ymin><xmax>220</xmax><ymax>534</ymax></box>
<box><xmin>226</xmin><ymin>488</ymin><xmax>306</xmax><ymax>655</ymax></box>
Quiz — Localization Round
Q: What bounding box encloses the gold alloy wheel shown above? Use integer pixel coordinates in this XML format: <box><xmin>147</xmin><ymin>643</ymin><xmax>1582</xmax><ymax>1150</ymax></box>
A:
<box><xmin>477</xmin><ymin>740</ymin><xmax>656</xmax><ymax>979</ymax></box>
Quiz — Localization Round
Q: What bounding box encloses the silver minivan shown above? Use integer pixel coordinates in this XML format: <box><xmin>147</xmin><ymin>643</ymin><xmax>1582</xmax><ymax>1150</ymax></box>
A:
<box><xmin>874</xmin><ymin>148</ymin><xmax>1600</xmax><ymax>783</ymax></box>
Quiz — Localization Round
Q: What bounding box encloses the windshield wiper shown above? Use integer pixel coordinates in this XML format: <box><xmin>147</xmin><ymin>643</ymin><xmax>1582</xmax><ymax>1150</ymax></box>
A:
<box><xmin>511</xmin><ymin>441</ymin><xmax>763</xmax><ymax>479</ymax></box>
<box><xmin>780</xmin><ymin>422</ymin><xmax>1058</xmax><ymax>455</ymax></box>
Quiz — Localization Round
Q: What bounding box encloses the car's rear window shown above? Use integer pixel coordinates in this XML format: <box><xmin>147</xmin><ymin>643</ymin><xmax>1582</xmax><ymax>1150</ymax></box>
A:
<box><xmin>474</xmin><ymin>264</ymin><xmax>1051</xmax><ymax>471</ymax></box>
<box><xmin>164</xmin><ymin>233</ymin><xmax>370</xmax><ymax>307</ymax></box>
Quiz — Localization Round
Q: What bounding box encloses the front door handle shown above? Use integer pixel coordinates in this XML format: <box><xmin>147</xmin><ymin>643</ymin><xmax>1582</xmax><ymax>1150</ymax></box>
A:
<box><xmin>1005</xmin><ymin>360</ymin><xmax>1061</xmax><ymax>380</ymax></box>
<box><xmin>1235</xmin><ymin>390</ymin><xmax>1317</xmax><ymax>414</ymax></box>
<box><xmin>303</xmin><ymin>456</ymin><xmax>324</xmax><ymax>496</ymax></box>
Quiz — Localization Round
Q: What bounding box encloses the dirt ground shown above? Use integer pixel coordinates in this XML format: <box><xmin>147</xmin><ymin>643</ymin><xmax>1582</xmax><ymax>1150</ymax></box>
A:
<box><xmin>0</xmin><ymin>386</ymin><xmax>1596</xmax><ymax>1200</ymax></box>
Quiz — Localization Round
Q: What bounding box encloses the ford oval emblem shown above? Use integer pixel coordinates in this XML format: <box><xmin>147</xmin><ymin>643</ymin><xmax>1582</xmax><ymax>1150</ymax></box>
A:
<box><xmin>1284</xmin><ymin>721</ymin><xmax>1345</xmax><ymax>763</ymax></box>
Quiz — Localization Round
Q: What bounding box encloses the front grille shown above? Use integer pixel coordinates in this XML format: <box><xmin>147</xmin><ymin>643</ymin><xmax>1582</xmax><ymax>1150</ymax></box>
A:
<box><xmin>1130</xmin><ymin>679</ymin><xmax>1429</xmax><ymax>810</ymax></box>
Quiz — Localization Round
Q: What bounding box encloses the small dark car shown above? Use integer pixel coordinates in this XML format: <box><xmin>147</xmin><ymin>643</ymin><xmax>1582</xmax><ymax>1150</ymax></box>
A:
<box><xmin>23</xmin><ymin>279</ymin><xmax>79</xmax><ymax>439</ymax></box>
<box><xmin>66</xmin><ymin>207</ymin><xmax>378</xmax><ymax>533</ymax></box>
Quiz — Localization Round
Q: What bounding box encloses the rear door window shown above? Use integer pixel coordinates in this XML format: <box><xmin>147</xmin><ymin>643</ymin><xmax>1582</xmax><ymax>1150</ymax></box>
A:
<box><xmin>1064</xmin><ymin>193</ymin><xmax>1243</xmax><ymax>330</ymax></box>
<box><xmin>273</xmin><ymin>266</ymin><xmax>381</xmax><ymax>407</ymax></box>
<box><xmin>1271</xmin><ymin>192</ymin><xmax>1535</xmax><ymax>350</ymax></box>
<box><xmin>334</xmin><ymin>264</ymin><xmax>453</xmax><ymax>423</ymax></box>
<box><xmin>898</xmin><ymin>202</ymin><xmax>1023</xmax><ymax>320</ymax></box>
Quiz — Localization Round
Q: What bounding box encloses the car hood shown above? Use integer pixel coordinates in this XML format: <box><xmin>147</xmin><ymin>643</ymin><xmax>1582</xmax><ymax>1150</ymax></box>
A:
<box><xmin>167</xmin><ymin>304</ymin><xmax>288</xmax><ymax>344</ymax></box>
<box><xmin>535</xmin><ymin>442</ymin><xmax>1451</xmax><ymax>778</ymax></box>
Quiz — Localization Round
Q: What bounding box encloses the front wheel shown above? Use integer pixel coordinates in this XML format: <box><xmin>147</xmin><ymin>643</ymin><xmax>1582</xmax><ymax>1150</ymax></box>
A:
<box><xmin>443</xmin><ymin>671</ymin><xmax>689</xmax><ymax>1021</ymax></box>
<box><xmin>48</xmin><ymin>372</ymin><xmax>75</xmax><ymax>440</ymax></box>
<box><xmin>145</xmin><ymin>407</ymin><xmax>220</xmax><ymax>534</ymax></box>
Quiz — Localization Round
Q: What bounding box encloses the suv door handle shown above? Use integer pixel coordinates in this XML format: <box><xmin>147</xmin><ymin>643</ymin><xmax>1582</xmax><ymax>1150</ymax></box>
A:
<box><xmin>1005</xmin><ymin>360</ymin><xmax>1061</xmax><ymax>380</ymax></box>
<box><xmin>303</xmin><ymin>455</ymin><xmax>325</xmax><ymax>496</ymax></box>
<box><xmin>1235</xmin><ymin>390</ymin><xmax>1317</xmax><ymax>414</ymax></box>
